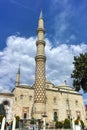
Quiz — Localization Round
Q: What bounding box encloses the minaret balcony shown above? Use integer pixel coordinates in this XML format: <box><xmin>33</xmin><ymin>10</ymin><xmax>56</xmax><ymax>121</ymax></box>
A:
<box><xmin>36</xmin><ymin>40</ymin><xmax>45</xmax><ymax>46</ymax></box>
<box><xmin>35</xmin><ymin>55</ymin><xmax>46</xmax><ymax>62</ymax></box>
<box><xmin>37</xmin><ymin>28</ymin><xmax>45</xmax><ymax>33</ymax></box>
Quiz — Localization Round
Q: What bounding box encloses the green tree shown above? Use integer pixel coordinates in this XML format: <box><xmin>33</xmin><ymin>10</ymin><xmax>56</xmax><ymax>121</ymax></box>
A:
<box><xmin>71</xmin><ymin>53</ymin><xmax>87</xmax><ymax>92</ymax></box>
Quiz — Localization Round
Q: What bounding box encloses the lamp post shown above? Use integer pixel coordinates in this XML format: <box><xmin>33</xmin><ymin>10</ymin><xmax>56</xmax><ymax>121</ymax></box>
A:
<box><xmin>42</xmin><ymin>113</ymin><xmax>47</xmax><ymax>130</ymax></box>
<box><xmin>67</xmin><ymin>92</ymin><xmax>73</xmax><ymax>130</ymax></box>
<box><xmin>42</xmin><ymin>96</ymin><xmax>47</xmax><ymax>130</ymax></box>
<box><xmin>64</xmin><ymin>80</ymin><xmax>73</xmax><ymax>130</ymax></box>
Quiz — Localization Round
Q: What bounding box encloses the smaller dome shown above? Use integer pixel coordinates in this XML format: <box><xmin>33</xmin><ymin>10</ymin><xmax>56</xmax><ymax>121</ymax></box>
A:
<box><xmin>58</xmin><ymin>83</ymin><xmax>69</xmax><ymax>87</ymax></box>
<box><xmin>20</xmin><ymin>83</ymin><xmax>29</xmax><ymax>86</ymax></box>
<box><xmin>20</xmin><ymin>84</ymin><xmax>32</xmax><ymax>88</ymax></box>
<box><xmin>57</xmin><ymin>83</ymin><xmax>73</xmax><ymax>90</ymax></box>
<box><xmin>46</xmin><ymin>80</ymin><xmax>52</xmax><ymax>84</ymax></box>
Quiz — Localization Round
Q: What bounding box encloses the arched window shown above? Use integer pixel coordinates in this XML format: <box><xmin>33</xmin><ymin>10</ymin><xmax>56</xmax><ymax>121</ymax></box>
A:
<box><xmin>54</xmin><ymin>112</ymin><xmax>58</xmax><ymax>121</ymax></box>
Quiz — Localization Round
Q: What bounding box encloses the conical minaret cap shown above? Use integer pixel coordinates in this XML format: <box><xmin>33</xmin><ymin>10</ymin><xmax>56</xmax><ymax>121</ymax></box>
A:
<box><xmin>39</xmin><ymin>10</ymin><xmax>43</xmax><ymax>19</ymax></box>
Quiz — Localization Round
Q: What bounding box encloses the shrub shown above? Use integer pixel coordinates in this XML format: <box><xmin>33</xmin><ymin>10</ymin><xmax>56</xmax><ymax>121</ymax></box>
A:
<box><xmin>15</xmin><ymin>116</ymin><xmax>20</xmax><ymax>128</ymax></box>
<box><xmin>80</xmin><ymin>120</ymin><xmax>84</xmax><ymax>129</ymax></box>
<box><xmin>81</xmin><ymin>120</ymin><xmax>84</xmax><ymax>128</ymax></box>
<box><xmin>74</xmin><ymin>119</ymin><xmax>84</xmax><ymax>129</ymax></box>
<box><xmin>63</xmin><ymin>118</ymin><xmax>70</xmax><ymax>129</ymax></box>
<box><xmin>74</xmin><ymin>119</ymin><xmax>79</xmax><ymax>125</ymax></box>
<box><xmin>30</xmin><ymin>117</ymin><xmax>35</xmax><ymax>124</ymax></box>
<box><xmin>46</xmin><ymin>123</ymin><xmax>49</xmax><ymax>128</ymax></box>
<box><xmin>55</xmin><ymin>121</ymin><xmax>63</xmax><ymax>129</ymax></box>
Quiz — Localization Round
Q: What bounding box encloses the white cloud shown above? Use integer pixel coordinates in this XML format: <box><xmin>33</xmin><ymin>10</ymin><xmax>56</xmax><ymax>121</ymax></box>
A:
<box><xmin>0</xmin><ymin>35</ymin><xmax>87</xmax><ymax>93</ymax></box>
<box><xmin>0</xmin><ymin>35</ymin><xmax>36</xmax><ymax>91</ymax></box>
<box><xmin>50</xmin><ymin>0</ymin><xmax>75</xmax><ymax>44</ymax></box>
<box><xmin>46</xmin><ymin>42</ymin><xmax>87</xmax><ymax>86</ymax></box>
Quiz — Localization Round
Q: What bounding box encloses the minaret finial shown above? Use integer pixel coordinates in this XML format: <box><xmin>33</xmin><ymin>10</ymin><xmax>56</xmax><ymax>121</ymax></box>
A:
<box><xmin>39</xmin><ymin>9</ymin><xmax>43</xmax><ymax>19</ymax></box>
<box><xmin>64</xmin><ymin>80</ymin><xmax>66</xmax><ymax>84</ymax></box>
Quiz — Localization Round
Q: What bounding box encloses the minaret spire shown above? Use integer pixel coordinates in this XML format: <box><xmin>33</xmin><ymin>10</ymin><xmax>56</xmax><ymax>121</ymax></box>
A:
<box><xmin>17</xmin><ymin>64</ymin><xmax>20</xmax><ymax>74</ymax></box>
<box><xmin>34</xmin><ymin>11</ymin><xmax>46</xmax><ymax>119</ymax></box>
<box><xmin>15</xmin><ymin>64</ymin><xmax>20</xmax><ymax>87</ymax></box>
<box><xmin>39</xmin><ymin>10</ymin><xmax>43</xmax><ymax>19</ymax></box>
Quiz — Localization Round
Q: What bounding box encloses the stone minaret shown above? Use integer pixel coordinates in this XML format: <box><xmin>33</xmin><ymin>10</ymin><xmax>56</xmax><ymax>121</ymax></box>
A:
<box><xmin>15</xmin><ymin>64</ymin><xmax>20</xmax><ymax>86</ymax></box>
<box><xmin>34</xmin><ymin>11</ymin><xmax>46</xmax><ymax>119</ymax></box>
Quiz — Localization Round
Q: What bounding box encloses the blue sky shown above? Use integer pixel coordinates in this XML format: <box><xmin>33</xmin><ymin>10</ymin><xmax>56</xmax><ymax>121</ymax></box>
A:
<box><xmin>0</xmin><ymin>0</ymin><xmax>87</xmax><ymax>48</ymax></box>
<box><xmin>0</xmin><ymin>0</ymin><xmax>87</xmax><ymax>104</ymax></box>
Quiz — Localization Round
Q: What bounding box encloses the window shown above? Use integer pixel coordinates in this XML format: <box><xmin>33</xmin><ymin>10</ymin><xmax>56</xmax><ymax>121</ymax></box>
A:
<box><xmin>20</xmin><ymin>94</ymin><xmax>23</xmax><ymax>99</ymax></box>
<box><xmin>15</xmin><ymin>97</ymin><xmax>17</xmax><ymax>101</ymax></box>
<box><xmin>53</xmin><ymin>97</ymin><xmax>56</xmax><ymax>104</ymax></box>
<box><xmin>75</xmin><ymin>100</ymin><xmax>78</xmax><ymax>106</ymax></box>
<box><xmin>24</xmin><ymin>113</ymin><xmax>27</xmax><ymax>119</ymax></box>
<box><xmin>66</xmin><ymin>99</ymin><xmax>69</xmax><ymax>105</ymax></box>
<box><xmin>29</xmin><ymin>95</ymin><xmax>32</xmax><ymax>101</ymax></box>
<box><xmin>22</xmin><ymin>107</ymin><xmax>29</xmax><ymax>119</ymax></box>
<box><xmin>54</xmin><ymin>112</ymin><xmax>58</xmax><ymax>121</ymax></box>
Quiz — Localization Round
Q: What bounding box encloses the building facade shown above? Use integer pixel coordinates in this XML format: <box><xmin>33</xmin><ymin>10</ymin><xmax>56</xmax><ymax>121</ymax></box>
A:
<box><xmin>12</xmin><ymin>82</ymin><xmax>86</xmax><ymax>123</ymax></box>
<box><xmin>0</xmin><ymin>12</ymin><xmax>86</xmax><ymax>125</ymax></box>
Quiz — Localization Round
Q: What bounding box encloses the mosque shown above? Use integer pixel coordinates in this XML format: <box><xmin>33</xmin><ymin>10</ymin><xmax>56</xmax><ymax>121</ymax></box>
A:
<box><xmin>0</xmin><ymin>11</ymin><xmax>86</xmax><ymax>126</ymax></box>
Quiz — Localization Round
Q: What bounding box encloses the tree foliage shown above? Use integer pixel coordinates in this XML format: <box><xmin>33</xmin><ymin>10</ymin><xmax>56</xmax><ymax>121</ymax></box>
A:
<box><xmin>71</xmin><ymin>53</ymin><xmax>87</xmax><ymax>92</ymax></box>
<box><xmin>0</xmin><ymin>104</ymin><xmax>6</xmax><ymax>116</ymax></box>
